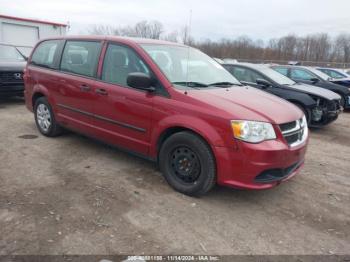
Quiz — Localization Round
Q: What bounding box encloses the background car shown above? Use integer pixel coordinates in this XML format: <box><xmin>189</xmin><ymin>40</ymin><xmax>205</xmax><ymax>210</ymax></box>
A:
<box><xmin>316</xmin><ymin>67</ymin><xmax>350</xmax><ymax>87</ymax></box>
<box><xmin>0</xmin><ymin>43</ymin><xmax>26</xmax><ymax>97</ymax></box>
<box><xmin>271</xmin><ymin>65</ymin><xmax>350</xmax><ymax>109</ymax></box>
<box><xmin>223</xmin><ymin>62</ymin><xmax>341</xmax><ymax>127</ymax></box>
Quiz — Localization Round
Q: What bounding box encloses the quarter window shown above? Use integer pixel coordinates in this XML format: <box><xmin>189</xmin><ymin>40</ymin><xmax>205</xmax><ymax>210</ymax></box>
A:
<box><xmin>60</xmin><ymin>41</ymin><xmax>101</xmax><ymax>77</ymax></box>
<box><xmin>31</xmin><ymin>40</ymin><xmax>61</xmax><ymax>69</ymax></box>
<box><xmin>102</xmin><ymin>44</ymin><xmax>150</xmax><ymax>87</ymax></box>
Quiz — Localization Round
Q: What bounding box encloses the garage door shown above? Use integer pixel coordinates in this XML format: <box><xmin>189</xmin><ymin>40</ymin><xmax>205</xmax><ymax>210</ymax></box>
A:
<box><xmin>2</xmin><ymin>22</ymin><xmax>39</xmax><ymax>47</ymax></box>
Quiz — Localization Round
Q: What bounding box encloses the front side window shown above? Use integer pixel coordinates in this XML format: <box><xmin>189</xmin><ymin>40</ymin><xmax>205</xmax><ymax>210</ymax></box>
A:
<box><xmin>31</xmin><ymin>40</ymin><xmax>60</xmax><ymax>68</ymax></box>
<box><xmin>291</xmin><ymin>68</ymin><xmax>316</xmax><ymax>81</ymax></box>
<box><xmin>60</xmin><ymin>41</ymin><xmax>101</xmax><ymax>77</ymax></box>
<box><xmin>0</xmin><ymin>44</ymin><xmax>25</xmax><ymax>62</ymax></box>
<box><xmin>230</xmin><ymin>66</ymin><xmax>265</xmax><ymax>84</ymax></box>
<box><xmin>102</xmin><ymin>44</ymin><xmax>150</xmax><ymax>87</ymax></box>
<box><xmin>141</xmin><ymin>44</ymin><xmax>241</xmax><ymax>87</ymax></box>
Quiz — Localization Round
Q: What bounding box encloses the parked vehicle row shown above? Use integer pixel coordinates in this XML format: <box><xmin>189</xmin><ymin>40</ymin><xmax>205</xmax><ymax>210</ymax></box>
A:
<box><xmin>271</xmin><ymin>65</ymin><xmax>350</xmax><ymax>109</ymax></box>
<box><xmin>222</xmin><ymin>63</ymin><xmax>342</xmax><ymax>127</ymax></box>
<box><xmin>23</xmin><ymin>36</ymin><xmax>309</xmax><ymax>196</ymax></box>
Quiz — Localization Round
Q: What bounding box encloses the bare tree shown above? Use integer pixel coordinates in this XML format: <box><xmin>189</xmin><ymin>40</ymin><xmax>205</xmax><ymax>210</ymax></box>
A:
<box><xmin>87</xmin><ymin>22</ymin><xmax>350</xmax><ymax>66</ymax></box>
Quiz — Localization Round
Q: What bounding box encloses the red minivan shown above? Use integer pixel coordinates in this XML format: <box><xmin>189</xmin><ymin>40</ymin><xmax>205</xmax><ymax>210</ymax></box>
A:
<box><xmin>24</xmin><ymin>36</ymin><xmax>308</xmax><ymax>196</ymax></box>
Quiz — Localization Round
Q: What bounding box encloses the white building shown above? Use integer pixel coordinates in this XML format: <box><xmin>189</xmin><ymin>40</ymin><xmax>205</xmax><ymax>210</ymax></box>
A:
<box><xmin>0</xmin><ymin>14</ymin><xmax>67</xmax><ymax>56</ymax></box>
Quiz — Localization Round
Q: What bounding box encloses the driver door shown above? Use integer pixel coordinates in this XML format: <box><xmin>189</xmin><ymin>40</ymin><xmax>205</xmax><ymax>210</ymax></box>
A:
<box><xmin>91</xmin><ymin>43</ymin><xmax>154</xmax><ymax>155</ymax></box>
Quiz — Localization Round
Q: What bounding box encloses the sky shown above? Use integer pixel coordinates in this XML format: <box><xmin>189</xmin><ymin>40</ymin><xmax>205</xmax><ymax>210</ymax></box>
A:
<box><xmin>1</xmin><ymin>0</ymin><xmax>350</xmax><ymax>41</ymax></box>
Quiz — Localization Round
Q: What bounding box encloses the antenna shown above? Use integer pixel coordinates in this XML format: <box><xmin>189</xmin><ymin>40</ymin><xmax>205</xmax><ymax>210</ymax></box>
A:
<box><xmin>185</xmin><ymin>9</ymin><xmax>192</xmax><ymax>88</ymax></box>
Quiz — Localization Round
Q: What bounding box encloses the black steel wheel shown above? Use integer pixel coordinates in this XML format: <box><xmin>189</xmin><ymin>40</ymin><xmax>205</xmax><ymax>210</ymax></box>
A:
<box><xmin>159</xmin><ymin>131</ymin><xmax>216</xmax><ymax>196</ymax></box>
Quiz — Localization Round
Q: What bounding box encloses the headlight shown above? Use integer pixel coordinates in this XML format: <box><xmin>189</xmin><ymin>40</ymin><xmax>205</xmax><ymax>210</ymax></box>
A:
<box><xmin>301</xmin><ymin>115</ymin><xmax>307</xmax><ymax>128</ymax></box>
<box><xmin>231</xmin><ymin>120</ymin><xmax>276</xmax><ymax>143</ymax></box>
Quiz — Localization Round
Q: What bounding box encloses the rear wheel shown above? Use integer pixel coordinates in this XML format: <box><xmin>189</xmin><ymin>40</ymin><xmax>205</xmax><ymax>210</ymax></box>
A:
<box><xmin>34</xmin><ymin>97</ymin><xmax>63</xmax><ymax>137</ymax></box>
<box><xmin>159</xmin><ymin>131</ymin><xmax>216</xmax><ymax>196</ymax></box>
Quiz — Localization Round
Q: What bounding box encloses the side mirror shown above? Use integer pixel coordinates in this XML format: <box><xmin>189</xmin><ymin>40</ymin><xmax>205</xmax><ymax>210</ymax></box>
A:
<box><xmin>127</xmin><ymin>72</ymin><xmax>155</xmax><ymax>92</ymax></box>
<box><xmin>310</xmin><ymin>78</ymin><xmax>319</xmax><ymax>84</ymax></box>
<box><xmin>256</xmin><ymin>78</ymin><xmax>271</xmax><ymax>88</ymax></box>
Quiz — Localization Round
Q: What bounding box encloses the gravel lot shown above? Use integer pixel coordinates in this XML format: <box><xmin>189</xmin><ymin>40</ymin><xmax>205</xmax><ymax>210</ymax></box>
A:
<box><xmin>0</xmin><ymin>98</ymin><xmax>349</xmax><ymax>255</ymax></box>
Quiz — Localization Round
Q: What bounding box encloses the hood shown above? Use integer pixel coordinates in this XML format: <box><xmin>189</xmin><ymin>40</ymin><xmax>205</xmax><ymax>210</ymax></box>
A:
<box><xmin>326</xmin><ymin>81</ymin><xmax>350</xmax><ymax>95</ymax></box>
<box><xmin>283</xmin><ymin>83</ymin><xmax>341</xmax><ymax>100</ymax></box>
<box><xmin>186</xmin><ymin>86</ymin><xmax>302</xmax><ymax>124</ymax></box>
<box><xmin>0</xmin><ymin>61</ymin><xmax>27</xmax><ymax>71</ymax></box>
<box><xmin>330</xmin><ymin>78</ymin><xmax>350</xmax><ymax>87</ymax></box>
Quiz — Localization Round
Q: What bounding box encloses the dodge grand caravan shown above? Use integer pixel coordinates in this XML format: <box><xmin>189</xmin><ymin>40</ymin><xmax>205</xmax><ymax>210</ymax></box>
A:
<box><xmin>24</xmin><ymin>36</ymin><xmax>308</xmax><ymax>196</ymax></box>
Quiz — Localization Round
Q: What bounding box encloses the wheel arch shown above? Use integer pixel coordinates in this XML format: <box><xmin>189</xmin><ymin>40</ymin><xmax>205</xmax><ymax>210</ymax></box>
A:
<box><xmin>31</xmin><ymin>84</ymin><xmax>51</xmax><ymax>110</ymax></box>
<box><xmin>32</xmin><ymin>92</ymin><xmax>46</xmax><ymax>109</ymax></box>
<box><xmin>151</xmin><ymin>116</ymin><xmax>228</xmax><ymax>162</ymax></box>
<box><xmin>156</xmin><ymin>126</ymin><xmax>213</xmax><ymax>160</ymax></box>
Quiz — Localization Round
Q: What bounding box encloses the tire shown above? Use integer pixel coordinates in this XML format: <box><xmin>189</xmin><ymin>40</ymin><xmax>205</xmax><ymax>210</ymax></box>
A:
<box><xmin>340</xmin><ymin>96</ymin><xmax>346</xmax><ymax>109</ymax></box>
<box><xmin>34</xmin><ymin>97</ymin><xmax>63</xmax><ymax>137</ymax></box>
<box><xmin>159</xmin><ymin>131</ymin><xmax>216</xmax><ymax>196</ymax></box>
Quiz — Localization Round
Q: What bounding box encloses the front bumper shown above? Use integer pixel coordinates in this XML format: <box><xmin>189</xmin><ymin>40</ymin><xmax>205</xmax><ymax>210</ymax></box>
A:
<box><xmin>214</xmin><ymin>138</ymin><xmax>308</xmax><ymax>190</ymax></box>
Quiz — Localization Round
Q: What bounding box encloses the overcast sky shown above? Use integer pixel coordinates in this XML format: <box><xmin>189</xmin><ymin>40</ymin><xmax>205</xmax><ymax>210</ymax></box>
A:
<box><xmin>2</xmin><ymin>0</ymin><xmax>350</xmax><ymax>41</ymax></box>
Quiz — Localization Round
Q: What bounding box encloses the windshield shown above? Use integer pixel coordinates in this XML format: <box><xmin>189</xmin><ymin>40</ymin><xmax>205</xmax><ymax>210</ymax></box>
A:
<box><xmin>0</xmin><ymin>44</ymin><xmax>25</xmax><ymax>62</ymax></box>
<box><xmin>140</xmin><ymin>44</ymin><xmax>241</xmax><ymax>87</ymax></box>
<box><xmin>306</xmin><ymin>67</ymin><xmax>330</xmax><ymax>81</ymax></box>
<box><xmin>318</xmin><ymin>68</ymin><xmax>347</xmax><ymax>79</ymax></box>
<box><xmin>260</xmin><ymin>67</ymin><xmax>296</xmax><ymax>85</ymax></box>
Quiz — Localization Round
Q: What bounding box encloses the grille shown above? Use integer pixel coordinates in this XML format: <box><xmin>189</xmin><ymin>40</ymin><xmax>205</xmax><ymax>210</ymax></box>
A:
<box><xmin>0</xmin><ymin>71</ymin><xmax>23</xmax><ymax>82</ymax></box>
<box><xmin>279</xmin><ymin>118</ymin><xmax>307</xmax><ymax>147</ymax></box>
<box><xmin>279</xmin><ymin>121</ymin><xmax>296</xmax><ymax>133</ymax></box>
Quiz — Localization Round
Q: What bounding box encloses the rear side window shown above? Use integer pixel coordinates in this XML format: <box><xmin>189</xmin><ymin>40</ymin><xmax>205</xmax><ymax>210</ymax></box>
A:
<box><xmin>274</xmin><ymin>67</ymin><xmax>288</xmax><ymax>76</ymax></box>
<box><xmin>60</xmin><ymin>41</ymin><xmax>101</xmax><ymax>77</ymax></box>
<box><xmin>31</xmin><ymin>40</ymin><xmax>61</xmax><ymax>69</ymax></box>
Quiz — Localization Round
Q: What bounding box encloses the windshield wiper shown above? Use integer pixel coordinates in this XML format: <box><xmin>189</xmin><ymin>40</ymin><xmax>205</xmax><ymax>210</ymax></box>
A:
<box><xmin>208</xmin><ymin>82</ymin><xmax>242</xmax><ymax>87</ymax></box>
<box><xmin>172</xmin><ymin>81</ymin><xmax>209</xmax><ymax>88</ymax></box>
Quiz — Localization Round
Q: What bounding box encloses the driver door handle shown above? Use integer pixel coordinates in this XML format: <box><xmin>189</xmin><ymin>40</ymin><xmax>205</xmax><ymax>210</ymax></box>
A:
<box><xmin>95</xmin><ymin>88</ymin><xmax>108</xmax><ymax>96</ymax></box>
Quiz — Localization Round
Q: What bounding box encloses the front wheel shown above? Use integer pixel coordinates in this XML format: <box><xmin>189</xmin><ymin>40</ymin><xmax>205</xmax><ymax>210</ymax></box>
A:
<box><xmin>159</xmin><ymin>131</ymin><xmax>216</xmax><ymax>196</ymax></box>
<box><xmin>340</xmin><ymin>96</ymin><xmax>346</xmax><ymax>109</ymax></box>
<box><xmin>34</xmin><ymin>97</ymin><xmax>63</xmax><ymax>137</ymax></box>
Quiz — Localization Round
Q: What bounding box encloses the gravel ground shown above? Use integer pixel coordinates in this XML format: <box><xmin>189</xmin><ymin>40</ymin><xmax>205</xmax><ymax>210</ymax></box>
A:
<box><xmin>0</xmin><ymin>98</ymin><xmax>349</xmax><ymax>255</ymax></box>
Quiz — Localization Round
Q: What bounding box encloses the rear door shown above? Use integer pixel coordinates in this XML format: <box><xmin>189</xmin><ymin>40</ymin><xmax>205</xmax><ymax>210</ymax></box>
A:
<box><xmin>54</xmin><ymin>40</ymin><xmax>102</xmax><ymax>133</ymax></box>
<box><xmin>91</xmin><ymin>42</ymin><xmax>154</xmax><ymax>155</ymax></box>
